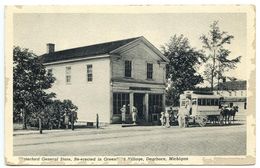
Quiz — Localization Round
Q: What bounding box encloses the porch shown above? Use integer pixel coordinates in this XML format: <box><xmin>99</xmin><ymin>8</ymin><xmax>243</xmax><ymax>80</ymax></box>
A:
<box><xmin>111</xmin><ymin>90</ymin><xmax>166</xmax><ymax>125</ymax></box>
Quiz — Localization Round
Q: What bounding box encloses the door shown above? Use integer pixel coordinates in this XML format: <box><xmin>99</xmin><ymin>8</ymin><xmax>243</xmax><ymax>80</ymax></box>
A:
<box><xmin>134</xmin><ymin>93</ymin><xmax>145</xmax><ymax>120</ymax></box>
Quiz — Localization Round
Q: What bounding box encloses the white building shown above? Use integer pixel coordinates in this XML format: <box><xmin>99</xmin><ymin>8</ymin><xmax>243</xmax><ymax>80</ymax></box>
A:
<box><xmin>214</xmin><ymin>80</ymin><xmax>247</xmax><ymax>113</ymax></box>
<box><xmin>41</xmin><ymin>36</ymin><xmax>169</xmax><ymax>124</ymax></box>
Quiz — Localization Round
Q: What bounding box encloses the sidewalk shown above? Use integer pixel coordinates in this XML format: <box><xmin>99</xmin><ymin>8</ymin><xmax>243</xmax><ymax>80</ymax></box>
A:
<box><xmin>13</xmin><ymin>124</ymin><xmax>163</xmax><ymax>136</ymax></box>
<box><xmin>13</xmin><ymin>116</ymin><xmax>246</xmax><ymax>136</ymax></box>
<box><xmin>13</xmin><ymin>128</ymin><xmax>72</xmax><ymax>136</ymax></box>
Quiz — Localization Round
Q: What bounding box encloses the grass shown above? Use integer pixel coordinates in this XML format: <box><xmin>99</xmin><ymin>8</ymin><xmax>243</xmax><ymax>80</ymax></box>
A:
<box><xmin>13</xmin><ymin>123</ymin><xmax>39</xmax><ymax>130</ymax></box>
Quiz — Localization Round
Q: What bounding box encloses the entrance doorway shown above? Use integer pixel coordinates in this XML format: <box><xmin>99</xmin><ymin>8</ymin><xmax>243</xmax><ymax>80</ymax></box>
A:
<box><xmin>134</xmin><ymin>93</ymin><xmax>145</xmax><ymax>121</ymax></box>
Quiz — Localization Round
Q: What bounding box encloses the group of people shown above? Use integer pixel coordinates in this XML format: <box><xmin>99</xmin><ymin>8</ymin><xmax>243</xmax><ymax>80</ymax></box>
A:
<box><xmin>120</xmin><ymin>97</ymin><xmax>192</xmax><ymax>127</ymax></box>
<box><xmin>160</xmin><ymin>110</ymin><xmax>171</xmax><ymax>128</ymax></box>
<box><xmin>120</xmin><ymin>104</ymin><xmax>138</xmax><ymax>125</ymax></box>
<box><xmin>160</xmin><ymin>98</ymin><xmax>192</xmax><ymax>128</ymax></box>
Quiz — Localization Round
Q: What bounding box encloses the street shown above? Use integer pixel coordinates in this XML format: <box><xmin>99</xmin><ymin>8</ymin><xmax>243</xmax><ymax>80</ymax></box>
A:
<box><xmin>13</xmin><ymin>121</ymin><xmax>246</xmax><ymax>156</ymax></box>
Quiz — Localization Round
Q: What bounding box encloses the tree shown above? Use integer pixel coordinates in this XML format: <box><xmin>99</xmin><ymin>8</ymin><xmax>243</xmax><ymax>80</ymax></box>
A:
<box><xmin>200</xmin><ymin>21</ymin><xmax>241</xmax><ymax>91</ymax></box>
<box><xmin>162</xmin><ymin>35</ymin><xmax>205</xmax><ymax>106</ymax></box>
<box><xmin>30</xmin><ymin>99</ymin><xmax>78</xmax><ymax>129</ymax></box>
<box><xmin>13</xmin><ymin>46</ymin><xmax>55</xmax><ymax>129</ymax></box>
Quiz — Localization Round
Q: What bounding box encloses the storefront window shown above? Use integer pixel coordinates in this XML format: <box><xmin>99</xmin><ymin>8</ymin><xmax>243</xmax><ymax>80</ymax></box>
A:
<box><xmin>113</xmin><ymin>93</ymin><xmax>130</xmax><ymax>114</ymax></box>
<box><xmin>149</xmin><ymin>94</ymin><xmax>162</xmax><ymax>113</ymax></box>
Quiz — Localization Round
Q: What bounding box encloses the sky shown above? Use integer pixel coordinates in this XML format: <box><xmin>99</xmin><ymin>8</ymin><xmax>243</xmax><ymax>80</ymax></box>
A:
<box><xmin>13</xmin><ymin>12</ymin><xmax>248</xmax><ymax>82</ymax></box>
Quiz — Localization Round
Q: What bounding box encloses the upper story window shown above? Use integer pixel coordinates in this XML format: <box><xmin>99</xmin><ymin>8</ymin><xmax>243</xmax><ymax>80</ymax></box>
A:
<box><xmin>125</xmin><ymin>60</ymin><xmax>132</xmax><ymax>78</ymax></box>
<box><xmin>65</xmin><ymin>66</ymin><xmax>71</xmax><ymax>84</ymax></box>
<box><xmin>241</xmin><ymin>91</ymin><xmax>244</xmax><ymax>96</ymax></box>
<box><xmin>87</xmin><ymin>64</ymin><xmax>93</xmax><ymax>82</ymax></box>
<box><xmin>147</xmin><ymin>63</ymin><xmax>153</xmax><ymax>79</ymax></box>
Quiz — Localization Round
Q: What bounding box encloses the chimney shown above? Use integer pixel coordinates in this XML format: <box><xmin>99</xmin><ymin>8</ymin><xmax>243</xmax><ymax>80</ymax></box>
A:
<box><xmin>46</xmin><ymin>43</ymin><xmax>55</xmax><ymax>53</ymax></box>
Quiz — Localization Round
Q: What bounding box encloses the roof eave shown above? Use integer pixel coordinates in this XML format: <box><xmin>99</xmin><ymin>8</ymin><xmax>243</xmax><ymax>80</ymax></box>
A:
<box><xmin>140</xmin><ymin>36</ymin><xmax>170</xmax><ymax>63</ymax></box>
<box><xmin>110</xmin><ymin>36</ymin><xmax>170</xmax><ymax>63</ymax></box>
<box><xmin>42</xmin><ymin>54</ymin><xmax>110</xmax><ymax>66</ymax></box>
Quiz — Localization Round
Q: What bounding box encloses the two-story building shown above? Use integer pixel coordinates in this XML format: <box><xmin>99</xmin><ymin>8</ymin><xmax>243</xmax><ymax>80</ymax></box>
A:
<box><xmin>41</xmin><ymin>36</ymin><xmax>169</xmax><ymax>125</ymax></box>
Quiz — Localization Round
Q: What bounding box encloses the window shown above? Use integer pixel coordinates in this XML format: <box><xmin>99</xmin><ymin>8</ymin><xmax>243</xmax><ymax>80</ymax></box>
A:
<box><xmin>65</xmin><ymin>66</ymin><xmax>71</xmax><ymax>84</ymax></box>
<box><xmin>198</xmin><ymin>99</ymin><xmax>202</xmax><ymax>105</ymax></box>
<box><xmin>87</xmin><ymin>64</ymin><xmax>93</xmax><ymax>82</ymax></box>
<box><xmin>181</xmin><ymin>100</ymin><xmax>186</xmax><ymax>106</ymax></box>
<box><xmin>210</xmin><ymin>99</ymin><xmax>215</xmax><ymax>106</ymax></box>
<box><xmin>113</xmin><ymin>93</ymin><xmax>130</xmax><ymax>114</ymax></box>
<box><xmin>47</xmin><ymin>68</ymin><xmax>53</xmax><ymax>75</ymax></box>
<box><xmin>241</xmin><ymin>91</ymin><xmax>243</xmax><ymax>96</ymax></box>
<box><xmin>198</xmin><ymin>99</ymin><xmax>219</xmax><ymax>106</ymax></box>
<box><xmin>147</xmin><ymin>63</ymin><xmax>153</xmax><ymax>79</ymax></box>
<box><xmin>125</xmin><ymin>60</ymin><xmax>132</xmax><ymax>77</ymax></box>
<box><xmin>206</xmin><ymin>99</ymin><xmax>211</xmax><ymax>106</ymax></box>
<box><xmin>214</xmin><ymin>99</ymin><xmax>219</xmax><ymax>106</ymax></box>
<box><xmin>149</xmin><ymin>94</ymin><xmax>163</xmax><ymax>113</ymax></box>
<box><xmin>202</xmin><ymin>99</ymin><xmax>206</xmax><ymax>106</ymax></box>
<box><xmin>192</xmin><ymin>98</ymin><xmax>197</xmax><ymax>105</ymax></box>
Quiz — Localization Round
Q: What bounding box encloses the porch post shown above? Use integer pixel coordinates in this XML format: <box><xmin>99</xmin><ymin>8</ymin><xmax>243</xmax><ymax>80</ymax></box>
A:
<box><xmin>162</xmin><ymin>93</ymin><xmax>166</xmax><ymax>112</ymax></box>
<box><xmin>130</xmin><ymin>92</ymin><xmax>134</xmax><ymax>115</ymax></box>
<box><xmin>145</xmin><ymin>93</ymin><xmax>149</xmax><ymax>122</ymax></box>
<box><xmin>110</xmin><ymin>90</ymin><xmax>113</xmax><ymax>123</ymax></box>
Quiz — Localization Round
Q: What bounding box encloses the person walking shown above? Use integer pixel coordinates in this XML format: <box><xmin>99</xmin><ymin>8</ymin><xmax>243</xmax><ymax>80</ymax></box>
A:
<box><xmin>120</xmin><ymin>105</ymin><xmax>126</xmax><ymax>124</ymax></box>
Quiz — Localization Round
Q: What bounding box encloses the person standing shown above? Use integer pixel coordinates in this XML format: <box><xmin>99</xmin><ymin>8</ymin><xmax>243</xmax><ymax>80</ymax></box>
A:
<box><xmin>160</xmin><ymin>112</ymin><xmax>165</xmax><ymax>126</ymax></box>
<box><xmin>165</xmin><ymin>111</ymin><xmax>170</xmax><ymax>128</ymax></box>
<box><xmin>120</xmin><ymin>105</ymin><xmax>126</xmax><ymax>124</ymax></box>
<box><xmin>178</xmin><ymin>108</ymin><xmax>186</xmax><ymax>128</ymax></box>
<box><xmin>186</xmin><ymin>98</ymin><xmax>192</xmax><ymax>116</ymax></box>
<box><xmin>132</xmin><ymin>106</ymin><xmax>138</xmax><ymax>125</ymax></box>
<box><xmin>64</xmin><ymin>113</ymin><xmax>69</xmax><ymax>129</ymax></box>
<box><xmin>185</xmin><ymin>99</ymin><xmax>191</xmax><ymax>127</ymax></box>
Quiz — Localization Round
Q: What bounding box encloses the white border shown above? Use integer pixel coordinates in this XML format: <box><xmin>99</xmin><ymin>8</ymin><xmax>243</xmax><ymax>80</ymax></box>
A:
<box><xmin>0</xmin><ymin>1</ymin><xmax>258</xmax><ymax>168</ymax></box>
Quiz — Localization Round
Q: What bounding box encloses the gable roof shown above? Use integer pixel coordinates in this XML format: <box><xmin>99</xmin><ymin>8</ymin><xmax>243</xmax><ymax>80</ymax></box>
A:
<box><xmin>41</xmin><ymin>37</ymin><xmax>141</xmax><ymax>63</ymax></box>
<box><xmin>215</xmin><ymin>80</ymin><xmax>247</xmax><ymax>91</ymax></box>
